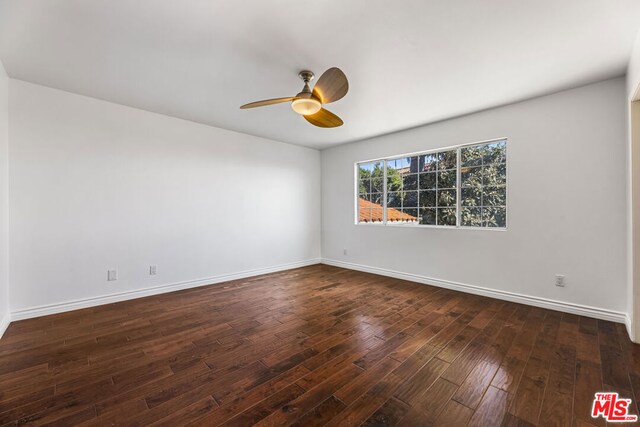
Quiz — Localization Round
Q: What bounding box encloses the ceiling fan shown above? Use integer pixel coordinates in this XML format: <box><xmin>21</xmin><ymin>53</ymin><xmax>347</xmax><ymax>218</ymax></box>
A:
<box><xmin>240</xmin><ymin>68</ymin><xmax>348</xmax><ymax>128</ymax></box>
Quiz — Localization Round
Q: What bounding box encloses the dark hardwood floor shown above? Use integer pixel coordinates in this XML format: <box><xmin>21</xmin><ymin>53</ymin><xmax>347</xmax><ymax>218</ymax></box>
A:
<box><xmin>1</xmin><ymin>264</ymin><xmax>639</xmax><ymax>426</ymax></box>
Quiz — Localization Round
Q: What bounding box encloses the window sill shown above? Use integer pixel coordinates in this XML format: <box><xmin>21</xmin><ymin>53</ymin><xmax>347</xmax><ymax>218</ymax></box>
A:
<box><xmin>355</xmin><ymin>222</ymin><xmax>507</xmax><ymax>231</ymax></box>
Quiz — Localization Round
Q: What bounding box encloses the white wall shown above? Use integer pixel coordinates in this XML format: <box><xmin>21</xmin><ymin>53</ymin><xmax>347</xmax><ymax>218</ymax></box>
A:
<box><xmin>322</xmin><ymin>78</ymin><xmax>627</xmax><ymax>317</ymax></box>
<box><xmin>0</xmin><ymin>61</ymin><xmax>9</xmax><ymax>335</ymax></box>
<box><xmin>8</xmin><ymin>80</ymin><xmax>320</xmax><ymax>314</ymax></box>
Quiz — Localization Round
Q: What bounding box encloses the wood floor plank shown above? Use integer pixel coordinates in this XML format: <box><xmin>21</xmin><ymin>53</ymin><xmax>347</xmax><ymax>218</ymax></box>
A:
<box><xmin>397</xmin><ymin>377</ymin><xmax>459</xmax><ymax>425</ymax></box>
<box><xmin>468</xmin><ymin>385</ymin><xmax>512</xmax><ymax>427</ymax></box>
<box><xmin>361</xmin><ymin>397</ymin><xmax>409</xmax><ymax>427</ymax></box>
<box><xmin>393</xmin><ymin>356</ymin><xmax>450</xmax><ymax>405</ymax></box>
<box><xmin>253</xmin><ymin>363</ymin><xmax>363</xmax><ymax>426</ymax></box>
<box><xmin>0</xmin><ymin>264</ymin><xmax>637</xmax><ymax>426</ymax></box>
<box><xmin>289</xmin><ymin>395</ymin><xmax>346</xmax><ymax>427</ymax></box>
<box><xmin>508</xmin><ymin>356</ymin><xmax>549</xmax><ymax>425</ymax></box>
<box><xmin>433</xmin><ymin>400</ymin><xmax>474</xmax><ymax>426</ymax></box>
<box><xmin>452</xmin><ymin>358</ymin><xmax>500</xmax><ymax>409</ymax></box>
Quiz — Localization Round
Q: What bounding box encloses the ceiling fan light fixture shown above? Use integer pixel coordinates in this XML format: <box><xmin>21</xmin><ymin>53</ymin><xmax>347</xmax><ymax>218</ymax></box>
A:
<box><xmin>291</xmin><ymin>97</ymin><xmax>322</xmax><ymax>116</ymax></box>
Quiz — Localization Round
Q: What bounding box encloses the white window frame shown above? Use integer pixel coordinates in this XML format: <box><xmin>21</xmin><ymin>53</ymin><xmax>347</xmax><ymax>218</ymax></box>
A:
<box><xmin>354</xmin><ymin>137</ymin><xmax>508</xmax><ymax>230</ymax></box>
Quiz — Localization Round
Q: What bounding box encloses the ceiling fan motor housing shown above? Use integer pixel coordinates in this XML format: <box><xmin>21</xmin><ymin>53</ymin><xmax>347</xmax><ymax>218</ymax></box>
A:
<box><xmin>298</xmin><ymin>70</ymin><xmax>315</xmax><ymax>83</ymax></box>
<box><xmin>292</xmin><ymin>70</ymin><xmax>322</xmax><ymax>115</ymax></box>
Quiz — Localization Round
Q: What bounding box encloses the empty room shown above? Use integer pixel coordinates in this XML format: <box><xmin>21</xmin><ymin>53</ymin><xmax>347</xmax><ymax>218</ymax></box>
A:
<box><xmin>1</xmin><ymin>1</ymin><xmax>640</xmax><ymax>426</ymax></box>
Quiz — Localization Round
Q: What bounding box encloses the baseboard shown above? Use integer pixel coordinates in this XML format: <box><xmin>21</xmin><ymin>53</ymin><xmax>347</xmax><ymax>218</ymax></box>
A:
<box><xmin>10</xmin><ymin>258</ymin><xmax>321</xmax><ymax>322</ymax></box>
<box><xmin>626</xmin><ymin>314</ymin><xmax>636</xmax><ymax>343</ymax></box>
<box><xmin>0</xmin><ymin>312</ymin><xmax>10</xmax><ymax>339</ymax></box>
<box><xmin>6</xmin><ymin>257</ymin><xmax>628</xmax><ymax>329</ymax></box>
<box><xmin>322</xmin><ymin>259</ymin><xmax>627</xmax><ymax>324</ymax></box>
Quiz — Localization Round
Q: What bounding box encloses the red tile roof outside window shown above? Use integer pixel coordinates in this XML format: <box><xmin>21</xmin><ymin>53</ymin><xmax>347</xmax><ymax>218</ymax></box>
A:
<box><xmin>358</xmin><ymin>198</ymin><xmax>417</xmax><ymax>223</ymax></box>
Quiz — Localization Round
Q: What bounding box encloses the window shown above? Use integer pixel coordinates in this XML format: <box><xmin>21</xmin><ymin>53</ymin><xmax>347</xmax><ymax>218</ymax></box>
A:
<box><xmin>357</xmin><ymin>161</ymin><xmax>384</xmax><ymax>223</ymax></box>
<box><xmin>355</xmin><ymin>139</ymin><xmax>507</xmax><ymax>228</ymax></box>
<box><xmin>460</xmin><ymin>141</ymin><xmax>507</xmax><ymax>227</ymax></box>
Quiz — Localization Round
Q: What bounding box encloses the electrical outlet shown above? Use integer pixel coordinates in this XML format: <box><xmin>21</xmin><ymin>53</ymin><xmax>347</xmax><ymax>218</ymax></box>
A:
<box><xmin>555</xmin><ymin>274</ymin><xmax>565</xmax><ymax>287</ymax></box>
<box><xmin>107</xmin><ymin>269</ymin><xmax>117</xmax><ymax>281</ymax></box>
<box><xmin>150</xmin><ymin>265</ymin><xmax>157</xmax><ymax>276</ymax></box>
<box><xmin>343</xmin><ymin>248</ymin><xmax>348</xmax><ymax>256</ymax></box>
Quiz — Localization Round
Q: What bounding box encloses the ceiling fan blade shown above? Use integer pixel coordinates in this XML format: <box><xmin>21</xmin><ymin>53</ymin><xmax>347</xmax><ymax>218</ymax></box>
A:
<box><xmin>312</xmin><ymin>68</ymin><xmax>348</xmax><ymax>104</ymax></box>
<box><xmin>240</xmin><ymin>97</ymin><xmax>294</xmax><ymax>109</ymax></box>
<box><xmin>303</xmin><ymin>108</ymin><xmax>343</xmax><ymax>128</ymax></box>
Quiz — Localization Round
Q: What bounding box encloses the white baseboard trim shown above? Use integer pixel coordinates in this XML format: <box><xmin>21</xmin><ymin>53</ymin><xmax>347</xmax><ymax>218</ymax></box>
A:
<box><xmin>322</xmin><ymin>259</ymin><xmax>627</xmax><ymax>324</ymax></box>
<box><xmin>5</xmin><ymin>257</ymin><xmax>628</xmax><ymax>333</ymax></box>
<box><xmin>626</xmin><ymin>314</ymin><xmax>636</xmax><ymax>343</ymax></box>
<box><xmin>0</xmin><ymin>312</ymin><xmax>10</xmax><ymax>339</ymax></box>
<box><xmin>10</xmin><ymin>258</ymin><xmax>321</xmax><ymax>322</ymax></box>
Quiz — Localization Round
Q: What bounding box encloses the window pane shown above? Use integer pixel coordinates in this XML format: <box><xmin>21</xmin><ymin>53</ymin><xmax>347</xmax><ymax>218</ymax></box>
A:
<box><xmin>387</xmin><ymin>173</ymin><xmax>402</xmax><ymax>192</ymax></box>
<box><xmin>438</xmin><ymin>208</ymin><xmax>457</xmax><ymax>226</ymax></box>
<box><xmin>387</xmin><ymin>191</ymin><xmax>402</xmax><ymax>208</ymax></box>
<box><xmin>407</xmin><ymin>156</ymin><xmax>420</xmax><ymax>173</ymax></box>
<box><xmin>439</xmin><ymin>150</ymin><xmax>457</xmax><ymax>170</ymax></box>
<box><xmin>371</xmin><ymin>176</ymin><xmax>384</xmax><ymax>193</ymax></box>
<box><xmin>419</xmin><ymin>190</ymin><xmax>436</xmax><ymax>207</ymax></box>
<box><xmin>459</xmin><ymin>140</ymin><xmax>507</xmax><ymax>228</ymax></box>
<box><xmin>358</xmin><ymin>166</ymin><xmax>371</xmax><ymax>180</ymax></box>
<box><xmin>482</xmin><ymin>206</ymin><xmax>506</xmax><ymax>227</ymax></box>
<box><xmin>358</xmin><ymin>206</ymin><xmax>372</xmax><ymax>223</ymax></box>
<box><xmin>461</xmin><ymin>166</ymin><xmax>482</xmax><ymax>187</ymax></box>
<box><xmin>438</xmin><ymin>189</ymin><xmax>456</xmax><ymax>207</ymax></box>
<box><xmin>358</xmin><ymin>161</ymin><xmax>380</xmax><ymax>180</ymax></box>
<box><xmin>357</xmin><ymin>161</ymin><xmax>382</xmax><ymax>224</ymax></box>
<box><xmin>359</xmin><ymin>179</ymin><xmax>370</xmax><ymax>195</ymax></box>
<box><xmin>388</xmin><ymin>157</ymin><xmax>410</xmax><ymax>172</ymax></box>
<box><xmin>461</xmin><ymin>187</ymin><xmax>481</xmax><ymax>207</ymax></box>
<box><xmin>483</xmin><ymin>141</ymin><xmax>506</xmax><ymax>164</ymax></box>
<box><xmin>387</xmin><ymin>158</ymin><xmax>408</xmax><ymax>193</ymax></box>
<box><xmin>482</xmin><ymin>164</ymin><xmax>506</xmax><ymax>186</ymax></box>
<box><xmin>371</xmin><ymin>206</ymin><xmax>384</xmax><ymax>222</ymax></box>
<box><xmin>419</xmin><ymin>172</ymin><xmax>436</xmax><ymax>189</ymax></box>
<box><xmin>482</xmin><ymin>186</ymin><xmax>506</xmax><ymax>207</ymax></box>
<box><xmin>438</xmin><ymin>170</ymin><xmax>456</xmax><ymax>189</ymax></box>
<box><xmin>420</xmin><ymin>208</ymin><xmax>436</xmax><ymax>225</ymax></box>
<box><xmin>420</xmin><ymin>153</ymin><xmax>438</xmax><ymax>172</ymax></box>
<box><xmin>461</xmin><ymin>207</ymin><xmax>482</xmax><ymax>226</ymax></box>
<box><xmin>403</xmin><ymin>173</ymin><xmax>418</xmax><ymax>191</ymax></box>
<box><xmin>370</xmin><ymin>192</ymin><xmax>384</xmax><ymax>205</ymax></box>
<box><xmin>404</xmin><ymin>208</ymin><xmax>418</xmax><ymax>218</ymax></box>
<box><xmin>404</xmin><ymin>191</ymin><xmax>418</xmax><ymax>207</ymax></box>
<box><xmin>461</xmin><ymin>145</ymin><xmax>483</xmax><ymax>167</ymax></box>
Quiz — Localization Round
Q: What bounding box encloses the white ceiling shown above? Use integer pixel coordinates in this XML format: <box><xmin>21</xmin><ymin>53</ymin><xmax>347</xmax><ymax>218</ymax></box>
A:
<box><xmin>0</xmin><ymin>1</ymin><xmax>639</xmax><ymax>149</ymax></box>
